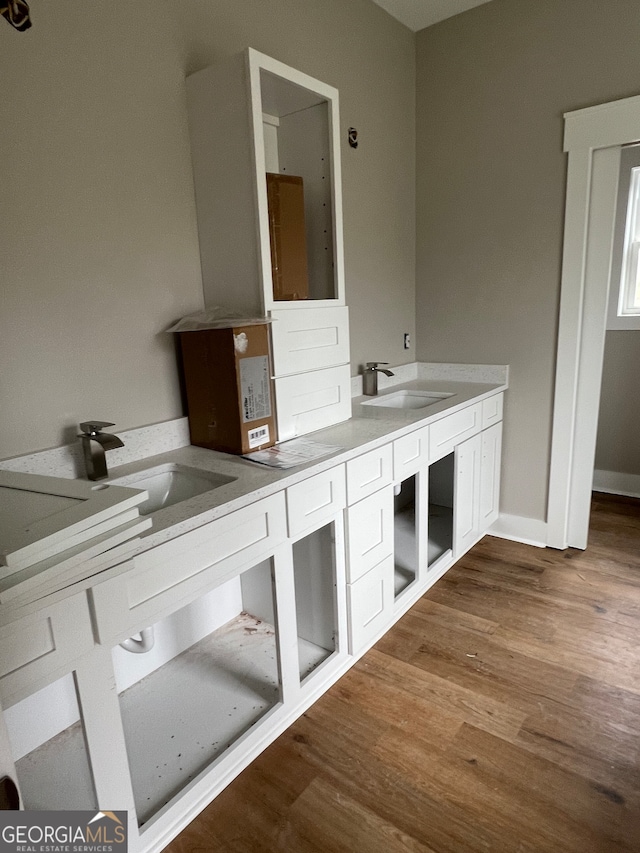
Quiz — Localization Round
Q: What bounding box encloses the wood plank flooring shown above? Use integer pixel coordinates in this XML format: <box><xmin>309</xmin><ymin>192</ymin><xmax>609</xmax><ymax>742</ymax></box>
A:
<box><xmin>165</xmin><ymin>493</ymin><xmax>640</xmax><ymax>852</ymax></box>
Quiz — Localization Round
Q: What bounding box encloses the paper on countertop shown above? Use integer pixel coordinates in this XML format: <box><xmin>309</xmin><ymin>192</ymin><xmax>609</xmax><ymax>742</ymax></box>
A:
<box><xmin>244</xmin><ymin>438</ymin><xmax>342</xmax><ymax>469</ymax></box>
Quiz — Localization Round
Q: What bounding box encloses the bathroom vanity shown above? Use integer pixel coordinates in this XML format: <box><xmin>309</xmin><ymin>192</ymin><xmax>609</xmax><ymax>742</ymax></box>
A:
<box><xmin>0</xmin><ymin>372</ymin><xmax>505</xmax><ymax>853</ymax></box>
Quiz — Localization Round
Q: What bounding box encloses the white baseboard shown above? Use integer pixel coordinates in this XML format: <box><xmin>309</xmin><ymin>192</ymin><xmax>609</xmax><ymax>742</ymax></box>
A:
<box><xmin>488</xmin><ymin>513</ymin><xmax>548</xmax><ymax>548</ymax></box>
<box><xmin>593</xmin><ymin>469</ymin><xmax>640</xmax><ymax>498</ymax></box>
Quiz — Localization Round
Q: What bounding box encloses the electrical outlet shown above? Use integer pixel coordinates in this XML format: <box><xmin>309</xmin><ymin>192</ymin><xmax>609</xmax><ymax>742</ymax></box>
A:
<box><xmin>403</xmin><ymin>333</ymin><xmax>411</xmax><ymax>350</ymax></box>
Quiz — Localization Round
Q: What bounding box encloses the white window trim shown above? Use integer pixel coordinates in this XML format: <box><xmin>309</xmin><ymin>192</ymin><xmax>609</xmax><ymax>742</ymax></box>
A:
<box><xmin>607</xmin><ymin>145</ymin><xmax>640</xmax><ymax>330</ymax></box>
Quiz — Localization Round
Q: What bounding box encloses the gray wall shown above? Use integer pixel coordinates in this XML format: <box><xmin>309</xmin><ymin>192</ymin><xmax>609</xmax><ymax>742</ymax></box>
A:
<box><xmin>595</xmin><ymin>332</ymin><xmax>640</xmax><ymax>475</ymax></box>
<box><xmin>415</xmin><ymin>0</ymin><xmax>640</xmax><ymax>523</ymax></box>
<box><xmin>0</xmin><ymin>0</ymin><xmax>415</xmax><ymax>459</ymax></box>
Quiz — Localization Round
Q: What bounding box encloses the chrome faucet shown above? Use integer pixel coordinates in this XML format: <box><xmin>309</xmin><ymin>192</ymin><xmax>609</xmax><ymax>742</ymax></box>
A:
<box><xmin>78</xmin><ymin>421</ymin><xmax>124</xmax><ymax>481</ymax></box>
<box><xmin>362</xmin><ymin>362</ymin><xmax>395</xmax><ymax>396</ymax></box>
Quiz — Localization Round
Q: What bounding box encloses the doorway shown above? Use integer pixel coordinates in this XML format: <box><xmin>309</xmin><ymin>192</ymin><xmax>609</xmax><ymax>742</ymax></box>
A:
<box><xmin>547</xmin><ymin>94</ymin><xmax>640</xmax><ymax>549</ymax></box>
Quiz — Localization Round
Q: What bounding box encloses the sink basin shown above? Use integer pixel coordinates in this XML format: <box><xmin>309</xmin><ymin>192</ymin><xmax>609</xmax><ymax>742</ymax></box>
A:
<box><xmin>110</xmin><ymin>463</ymin><xmax>236</xmax><ymax>515</ymax></box>
<box><xmin>362</xmin><ymin>390</ymin><xmax>454</xmax><ymax>410</ymax></box>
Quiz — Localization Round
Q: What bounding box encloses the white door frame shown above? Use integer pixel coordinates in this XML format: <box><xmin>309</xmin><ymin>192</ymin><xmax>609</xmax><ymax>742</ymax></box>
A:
<box><xmin>547</xmin><ymin>94</ymin><xmax>640</xmax><ymax>549</ymax></box>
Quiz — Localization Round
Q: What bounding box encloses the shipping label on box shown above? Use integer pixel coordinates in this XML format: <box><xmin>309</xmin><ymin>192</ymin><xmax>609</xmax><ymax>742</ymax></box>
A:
<box><xmin>180</xmin><ymin>323</ymin><xmax>277</xmax><ymax>455</ymax></box>
<box><xmin>240</xmin><ymin>356</ymin><xmax>272</xmax><ymax>422</ymax></box>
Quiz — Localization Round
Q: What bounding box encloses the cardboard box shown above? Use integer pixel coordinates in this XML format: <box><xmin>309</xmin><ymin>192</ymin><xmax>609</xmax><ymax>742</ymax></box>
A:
<box><xmin>179</xmin><ymin>323</ymin><xmax>277</xmax><ymax>455</ymax></box>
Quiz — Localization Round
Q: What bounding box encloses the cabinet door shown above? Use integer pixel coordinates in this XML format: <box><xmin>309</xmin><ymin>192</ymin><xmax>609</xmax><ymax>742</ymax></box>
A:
<box><xmin>454</xmin><ymin>433</ymin><xmax>482</xmax><ymax>557</ymax></box>
<box><xmin>270</xmin><ymin>306</ymin><xmax>350</xmax><ymax>377</ymax></box>
<box><xmin>274</xmin><ymin>364</ymin><xmax>351</xmax><ymax>441</ymax></box>
<box><xmin>347</xmin><ymin>555</ymin><xmax>394</xmax><ymax>654</ymax></box>
<box><xmin>479</xmin><ymin>422</ymin><xmax>502</xmax><ymax>531</ymax></box>
<box><xmin>346</xmin><ymin>487</ymin><xmax>394</xmax><ymax>583</ymax></box>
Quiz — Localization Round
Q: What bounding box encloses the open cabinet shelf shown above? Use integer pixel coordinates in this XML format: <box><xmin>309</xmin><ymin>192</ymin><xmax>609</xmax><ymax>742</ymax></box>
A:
<box><xmin>393</xmin><ymin>498</ymin><xmax>453</xmax><ymax>597</ymax></box>
<box><xmin>293</xmin><ymin>522</ymin><xmax>340</xmax><ymax>683</ymax></box>
<box><xmin>394</xmin><ymin>501</ymin><xmax>417</xmax><ymax>597</ymax></box>
<box><xmin>428</xmin><ymin>503</ymin><xmax>453</xmax><ymax>566</ymax></box>
<box><xmin>118</xmin><ymin>612</ymin><xmax>280</xmax><ymax>826</ymax></box>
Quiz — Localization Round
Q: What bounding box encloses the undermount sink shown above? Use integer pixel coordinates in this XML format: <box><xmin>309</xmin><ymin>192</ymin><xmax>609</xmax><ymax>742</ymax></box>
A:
<box><xmin>110</xmin><ymin>463</ymin><xmax>236</xmax><ymax>515</ymax></box>
<box><xmin>361</xmin><ymin>390</ymin><xmax>455</xmax><ymax>410</ymax></box>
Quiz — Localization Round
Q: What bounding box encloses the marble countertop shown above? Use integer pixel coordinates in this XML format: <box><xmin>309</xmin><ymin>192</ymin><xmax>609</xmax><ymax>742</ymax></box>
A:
<box><xmin>103</xmin><ymin>377</ymin><xmax>507</xmax><ymax>549</ymax></box>
<box><xmin>0</xmin><ymin>369</ymin><xmax>507</xmax><ymax>621</ymax></box>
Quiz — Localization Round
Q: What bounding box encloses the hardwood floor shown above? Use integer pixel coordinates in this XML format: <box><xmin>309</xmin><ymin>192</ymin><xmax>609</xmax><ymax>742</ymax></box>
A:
<box><xmin>165</xmin><ymin>493</ymin><xmax>640</xmax><ymax>853</ymax></box>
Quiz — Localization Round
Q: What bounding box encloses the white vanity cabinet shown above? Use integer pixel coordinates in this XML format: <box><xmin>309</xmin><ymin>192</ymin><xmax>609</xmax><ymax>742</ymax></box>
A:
<box><xmin>186</xmin><ymin>48</ymin><xmax>351</xmax><ymax>442</ymax></box>
<box><xmin>0</xmin><ymin>388</ymin><xmax>504</xmax><ymax>851</ymax></box>
<box><xmin>84</xmin><ymin>493</ymin><xmax>298</xmax><ymax>846</ymax></box>
<box><xmin>343</xmin><ymin>393</ymin><xmax>503</xmax><ymax>656</ymax></box>
<box><xmin>88</xmin><ymin>472</ymin><xmax>347</xmax><ymax>850</ymax></box>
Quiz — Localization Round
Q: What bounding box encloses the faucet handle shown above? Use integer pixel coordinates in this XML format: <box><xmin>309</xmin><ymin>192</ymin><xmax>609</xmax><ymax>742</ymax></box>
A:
<box><xmin>79</xmin><ymin>421</ymin><xmax>116</xmax><ymax>436</ymax></box>
<box><xmin>365</xmin><ymin>362</ymin><xmax>389</xmax><ymax>370</ymax></box>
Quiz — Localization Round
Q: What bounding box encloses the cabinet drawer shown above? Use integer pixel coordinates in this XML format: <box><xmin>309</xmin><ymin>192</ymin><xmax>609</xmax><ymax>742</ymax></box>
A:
<box><xmin>270</xmin><ymin>306</ymin><xmax>350</xmax><ymax>377</ymax></box>
<box><xmin>346</xmin><ymin>487</ymin><xmax>394</xmax><ymax>583</ymax></box>
<box><xmin>274</xmin><ymin>364</ymin><xmax>351</xmax><ymax>442</ymax></box>
<box><xmin>393</xmin><ymin>425</ymin><xmax>429</xmax><ymax>481</ymax></box>
<box><xmin>0</xmin><ymin>593</ymin><xmax>94</xmax><ymax>705</ymax></box>
<box><xmin>429</xmin><ymin>403</ymin><xmax>481</xmax><ymax>462</ymax></box>
<box><xmin>346</xmin><ymin>445</ymin><xmax>393</xmax><ymax>505</ymax></box>
<box><xmin>347</xmin><ymin>555</ymin><xmax>394</xmax><ymax>654</ymax></box>
<box><xmin>482</xmin><ymin>393</ymin><xmax>503</xmax><ymax>429</ymax></box>
<box><xmin>287</xmin><ymin>466</ymin><xmax>346</xmax><ymax>538</ymax></box>
<box><xmin>90</xmin><ymin>492</ymin><xmax>287</xmax><ymax>643</ymax></box>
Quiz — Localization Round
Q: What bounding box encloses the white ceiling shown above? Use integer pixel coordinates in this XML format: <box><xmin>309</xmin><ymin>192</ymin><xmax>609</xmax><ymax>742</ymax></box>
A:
<box><xmin>371</xmin><ymin>0</ymin><xmax>494</xmax><ymax>31</ymax></box>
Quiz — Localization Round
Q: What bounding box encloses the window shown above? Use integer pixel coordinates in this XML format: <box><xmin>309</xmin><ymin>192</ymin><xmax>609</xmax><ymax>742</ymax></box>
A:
<box><xmin>607</xmin><ymin>145</ymin><xmax>640</xmax><ymax>329</ymax></box>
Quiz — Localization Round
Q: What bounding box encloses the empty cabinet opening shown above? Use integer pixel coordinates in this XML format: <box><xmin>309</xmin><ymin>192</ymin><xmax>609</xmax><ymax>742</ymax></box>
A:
<box><xmin>394</xmin><ymin>476</ymin><xmax>418</xmax><ymax>598</ymax></box>
<box><xmin>292</xmin><ymin>522</ymin><xmax>338</xmax><ymax>682</ymax></box>
<box><xmin>114</xmin><ymin>561</ymin><xmax>281</xmax><ymax>827</ymax></box>
<box><xmin>429</xmin><ymin>453</ymin><xmax>454</xmax><ymax>567</ymax></box>
<box><xmin>261</xmin><ymin>69</ymin><xmax>336</xmax><ymax>302</ymax></box>
<box><xmin>4</xmin><ymin>673</ymin><xmax>97</xmax><ymax>811</ymax></box>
